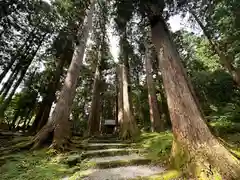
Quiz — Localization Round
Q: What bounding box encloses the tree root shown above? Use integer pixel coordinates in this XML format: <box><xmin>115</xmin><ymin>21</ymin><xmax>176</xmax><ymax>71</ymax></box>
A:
<box><xmin>30</xmin><ymin>121</ymin><xmax>72</xmax><ymax>152</ymax></box>
<box><xmin>30</xmin><ymin>124</ymin><xmax>54</xmax><ymax>150</ymax></box>
<box><xmin>171</xmin><ymin>140</ymin><xmax>240</xmax><ymax>180</ymax></box>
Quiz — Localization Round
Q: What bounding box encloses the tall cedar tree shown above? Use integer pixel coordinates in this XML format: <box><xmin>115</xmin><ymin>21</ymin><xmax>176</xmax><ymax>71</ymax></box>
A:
<box><xmin>143</xmin><ymin>1</ymin><xmax>240</xmax><ymax>179</ymax></box>
<box><xmin>31</xmin><ymin>1</ymin><xmax>95</xmax><ymax>149</ymax></box>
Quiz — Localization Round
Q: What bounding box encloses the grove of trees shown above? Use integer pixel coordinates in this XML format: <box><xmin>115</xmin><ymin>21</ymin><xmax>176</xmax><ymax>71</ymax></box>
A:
<box><xmin>0</xmin><ymin>0</ymin><xmax>240</xmax><ymax>179</ymax></box>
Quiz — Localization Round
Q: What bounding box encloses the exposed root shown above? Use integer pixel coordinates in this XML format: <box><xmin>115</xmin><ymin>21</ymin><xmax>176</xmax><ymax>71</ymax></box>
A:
<box><xmin>121</xmin><ymin>130</ymin><xmax>132</xmax><ymax>140</ymax></box>
<box><xmin>50</xmin><ymin>137</ymin><xmax>71</xmax><ymax>151</ymax></box>
<box><xmin>30</xmin><ymin>120</ymin><xmax>72</xmax><ymax>152</ymax></box>
<box><xmin>218</xmin><ymin>137</ymin><xmax>240</xmax><ymax>160</ymax></box>
<box><xmin>120</xmin><ymin>120</ymin><xmax>139</xmax><ymax>141</ymax></box>
<box><xmin>171</xmin><ymin>139</ymin><xmax>240</xmax><ymax>180</ymax></box>
<box><xmin>120</xmin><ymin>128</ymin><xmax>139</xmax><ymax>141</ymax></box>
<box><xmin>31</xmin><ymin>124</ymin><xmax>54</xmax><ymax>150</ymax></box>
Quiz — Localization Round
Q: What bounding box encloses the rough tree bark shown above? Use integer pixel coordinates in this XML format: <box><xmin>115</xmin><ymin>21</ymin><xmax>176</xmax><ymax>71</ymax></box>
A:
<box><xmin>30</xmin><ymin>56</ymin><xmax>66</xmax><ymax>134</ymax></box>
<box><xmin>115</xmin><ymin>69</ymin><xmax>119</xmax><ymax>132</ymax></box>
<box><xmin>88</xmin><ymin>61</ymin><xmax>102</xmax><ymax>136</ymax></box>
<box><xmin>88</xmin><ymin>21</ymin><xmax>106</xmax><ymax>135</ymax></box>
<box><xmin>31</xmin><ymin>2</ymin><xmax>95</xmax><ymax>150</ymax></box>
<box><xmin>152</xmin><ymin>58</ymin><xmax>171</xmax><ymax>127</ymax></box>
<box><xmin>145</xmin><ymin>46</ymin><xmax>164</xmax><ymax>132</ymax></box>
<box><xmin>149</xmin><ymin>15</ymin><xmax>240</xmax><ymax>179</ymax></box>
<box><xmin>31</xmin><ymin>23</ymin><xmax>76</xmax><ymax>134</ymax></box>
<box><xmin>191</xmin><ymin>10</ymin><xmax>240</xmax><ymax>86</ymax></box>
<box><xmin>117</xmin><ymin>31</ymin><xmax>139</xmax><ymax>139</ymax></box>
<box><xmin>120</xmin><ymin>64</ymin><xmax>139</xmax><ymax>139</ymax></box>
<box><xmin>117</xmin><ymin>65</ymin><xmax>123</xmax><ymax>133</ymax></box>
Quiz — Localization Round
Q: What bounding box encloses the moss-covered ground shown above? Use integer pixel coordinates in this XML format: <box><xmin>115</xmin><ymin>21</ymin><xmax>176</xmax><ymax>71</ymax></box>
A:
<box><xmin>1</xmin><ymin>149</ymin><xmax>75</xmax><ymax>180</ymax></box>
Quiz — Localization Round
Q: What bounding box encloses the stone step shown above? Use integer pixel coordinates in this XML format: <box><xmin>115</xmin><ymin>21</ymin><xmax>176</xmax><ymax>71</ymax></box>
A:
<box><xmin>90</xmin><ymin>135</ymin><xmax>118</xmax><ymax>140</ymax></box>
<box><xmin>0</xmin><ymin>131</ymin><xmax>23</xmax><ymax>137</ymax></box>
<box><xmin>64</xmin><ymin>149</ymin><xmax>143</xmax><ymax>167</ymax></box>
<box><xmin>80</xmin><ymin>165</ymin><xmax>165</xmax><ymax>180</ymax></box>
<box><xmin>83</xmin><ymin>143</ymin><xmax>129</xmax><ymax>150</ymax></box>
<box><xmin>72</xmin><ymin>138</ymin><xmax>121</xmax><ymax>145</ymax></box>
<box><xmin>88</xmin><ymin>139</ymin><xmax>122</xmax><ymax>143</ymax></box>
<box><xmin>82</xmin><ymin>148</ymin><xmax>141</xmax><ymax>158</ymax></box>
<box><xmin>88</xmin><ymin>154</ymin><xmax>152</xmax><ymax>169</ymax></box>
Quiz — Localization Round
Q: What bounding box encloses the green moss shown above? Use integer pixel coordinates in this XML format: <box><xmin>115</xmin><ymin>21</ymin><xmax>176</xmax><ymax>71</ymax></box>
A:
<box><xmin>169</xmin><ymin>141</ymin><xmax>189</xmax><ymax>171</ymax></box>
<box><xmin>67</xmin><ymin>160</ymin><xmax>97</xmax><ymax>180</ymax></box>
<box><xmin>150</xmin><ymin>170</ymin><xmax>181</xmax><ymax>180</ymax></box>
<box><xmin>130</xmin><ymin>170</ymin><xmax>181</xmax><ymax>180</ymax></box>
<box><xmin>210</xmin><ymin>170</ymin><xmax>222</xmax><ymax>180</ymax></box>
<box><xmin>193</xmin><ymin>163</ymin><xmax>223</xmax><ymax>180</ymax></box>
<box><xmin>134</xmin><ymin>132</ymin><xmax>173</xmax><ymax>163</ymax></box>
<box><xmin>0</xmin><ymin>149</ymin><xmax>82</xmax><ymax>180</ymax></box>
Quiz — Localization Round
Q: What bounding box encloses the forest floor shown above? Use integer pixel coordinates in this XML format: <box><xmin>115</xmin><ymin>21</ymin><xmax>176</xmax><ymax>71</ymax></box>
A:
<box><xmin>0</xmin><ymin>129</ymin><xmax>239</xmax><ymax>180</ymax></box>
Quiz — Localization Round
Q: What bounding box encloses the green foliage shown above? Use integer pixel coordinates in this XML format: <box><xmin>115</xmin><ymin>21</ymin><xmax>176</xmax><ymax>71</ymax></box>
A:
<box><xmin>207</xmin><ymin>0</ymin><xmax>240</xmax><ymax>67</ymax></box>
<box><xmin>192</xmin><ymin>70</ymin><xmax>236</xmax><ymax>108</ymax></box>
<box><xmin>173</xmin><ymin>30</ymin><xmax>240</xmax><ymax>116</ymax></box>
<box><xmin>208</xmin><ymin>104</ymin><xmax>240</xmax><ymax>135</ymax></box>
<box><xmin>173</xmin><ymin>30</ymin><xmax>220</xmax><ymax>74</ymax></box>
<box><xmin>209</xmin><ymin>118</ymin><xmax>239</xmax><ymax>135</ymax></box>
<box><xmin>132</xmin><ymin>86</ymin><xmax>151</xmax><ymax>129</ymax></box>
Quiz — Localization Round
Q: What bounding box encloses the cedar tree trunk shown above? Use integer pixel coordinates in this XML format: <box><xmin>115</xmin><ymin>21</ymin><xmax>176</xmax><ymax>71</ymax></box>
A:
<box><xmin>145</xmin><ymin>47</ymin><xmax>164</xmax><ymax>132</ymax></box>
<box><xmin>88</xmin><ymin>62</ymin><xmax>102</xmax><ymax>136</ymax></box>
<box><xmin>31</xmin><ymin>2</ymin><xmax>95</xmax><ymax>150</ymax></box>
<box><xmin>117</xmin><ymin>65</ymin><xmax>124</xmax><ymax>133</ymax></box>
<box><xmin>120</xmin><ymin>64</ymin><xmax>139</xmax><ymax>140</ymax></box>
<box><xmin>150</xmin><ymin>16</ymin><xmax>240</xmax><ymax>179</ymax></box>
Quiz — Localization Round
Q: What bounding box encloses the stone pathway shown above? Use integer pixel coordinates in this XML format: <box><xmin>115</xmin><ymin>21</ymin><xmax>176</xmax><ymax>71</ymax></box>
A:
<box><xmin>79</xmin><ymin>137</ymin><xmax>165</xmax><ymax>180</ymax></box>
<box><xmin>89</xmin><ymin>154</ymin><xmax>146</xmax><ymax>163</ymax></box>
<box><xmin>82</xmin><ymin>165</ymin><xmax>164</xmax><ymax>180</ymax></box>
